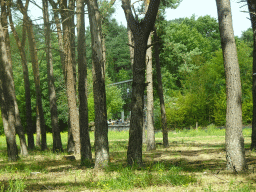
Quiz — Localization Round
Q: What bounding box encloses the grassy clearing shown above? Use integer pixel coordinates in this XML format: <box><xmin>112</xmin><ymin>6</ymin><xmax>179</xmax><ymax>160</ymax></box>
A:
<box><xmin>0</xmin><ymin>125</ymin><xmax>255</xmax><ymax>191</ymax></box>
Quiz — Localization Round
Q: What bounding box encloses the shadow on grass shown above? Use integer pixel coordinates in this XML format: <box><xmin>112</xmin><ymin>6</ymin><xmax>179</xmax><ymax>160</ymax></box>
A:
<box><xmin>0</xmin><ymin>140</ymin><xmax>254</xmax><ymax>176</ymax></box>
<box><xmin>25</xmin><ymin>181</ymin><xmax>89</xmax><ymax>191</ymax></box>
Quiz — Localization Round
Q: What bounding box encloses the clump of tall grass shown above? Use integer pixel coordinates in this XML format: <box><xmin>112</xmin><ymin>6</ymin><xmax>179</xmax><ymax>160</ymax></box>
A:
<box><xmin>0</xmin><ymin>179</ymin><xmax>26</xmax><ymax>192</ymax></box>
<box><xmin>86</xmin><ymin>162</ymin><xmax>196</xmax><ymax>190</ymax></box>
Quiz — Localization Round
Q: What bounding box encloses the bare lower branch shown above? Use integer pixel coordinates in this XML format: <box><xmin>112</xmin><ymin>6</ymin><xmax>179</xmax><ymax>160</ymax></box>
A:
<box><xmin>127</xmin><ymin>43</ymin><xmax>135</xmax><ymax>48</ymax></box>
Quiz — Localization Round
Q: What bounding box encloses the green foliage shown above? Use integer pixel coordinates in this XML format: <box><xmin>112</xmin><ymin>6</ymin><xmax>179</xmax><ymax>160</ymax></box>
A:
<box><xmin>158</xmin><ymin>14</ymin><xmax>253</xmax><ymax>128</ymax></box>
<box><xmin>181</xmin><ymin>14</ymin><xmax>221</xmax><ymax>52</ymax></box>
<box><xmin>86</xmin><ymin>69</ymin><xmax>125</xmax><ymax>122</ymax></box>
<box><xmin>105</xmin><ymin>19</ymin><xmax>131</xmax><ymax>82</ymax></box>
<box><xmin>160</xmin><ymin>20</ymin><xmax>211</xmax><ymax>88</ymax></box>
<box><xmin>106</xmin><ymin>85</ymin><xmax>124</xmax><ymax>119</ymax></box>
<box><xmin>241</xmin><ymin>28</ymin><xmax>253</xmax><ymax>48</ymax></box>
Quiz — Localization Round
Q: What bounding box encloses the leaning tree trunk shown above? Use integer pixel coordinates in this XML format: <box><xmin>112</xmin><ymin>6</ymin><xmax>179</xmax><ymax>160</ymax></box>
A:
<box><xmin>8</xmin><ymin>4</ymin><xmax>34</xmax><ymax>150</ymax></box>
<box><xmin>42</xmin><ymin>0</ymin><xmax>63</xmax><ymax>152</ymax></box>
<box><xmin>122</xmin><ymin>0</ymin><xmax>160</xmax><ymax>165</ymax></box>
<box><xmin>87</xmin><ymin>0</ymin><xmax>109</xmax><ymax>168</ymax></box>
<box><xmin>60</xmin><ymin>0</ymin><xmax>81</xmax><ymax>155</ymax></box>
<box><xmin>0</xmin><ymin>21</ymin><xmax>19</xmax><ymax>161</ymax></box>
<box><xmin>2</xmin><ymin>1</ymin><xmax>28</xmax><ymax>156</ymax></box>
<box><xmin>247</xmin><ymin>0</ymin><xmax>256</xmax><ymax>150</ymax></box>
<box><xmin>154</xmin><ymin>29</ymin><xmax>168</xmax><ymax>147</ymax></box>
<box><xmin>216</xmin><ymin>0</ymin><xmax>247</xmax><ymax>172</ymax></box>
<box><xmin>18</xmin><ymin>0</ymin><xmax>47</xmax><ymax>151</ymax></box>
<box><xmin>77</xmin><ymin>0</ymin><xmax>92</xmax><ymax>164</ymax></box>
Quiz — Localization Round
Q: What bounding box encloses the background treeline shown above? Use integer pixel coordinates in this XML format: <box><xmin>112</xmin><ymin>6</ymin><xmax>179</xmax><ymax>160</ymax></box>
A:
<box><xmin>0</xmin><ymin>13</ymin><xmax>253</xmax><ymax>135</ymax></box>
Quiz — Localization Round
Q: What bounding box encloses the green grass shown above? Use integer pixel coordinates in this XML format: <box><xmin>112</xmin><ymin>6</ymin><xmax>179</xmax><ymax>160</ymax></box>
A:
<box><xmin>0</xmin><ymin>124</ymin><xmax>255</xmax><ymax>191</ymax></box>
<box><xmin>86</xmin><ymin>162</ymin><xmax>197</xmax><ymax>190</ymax></box>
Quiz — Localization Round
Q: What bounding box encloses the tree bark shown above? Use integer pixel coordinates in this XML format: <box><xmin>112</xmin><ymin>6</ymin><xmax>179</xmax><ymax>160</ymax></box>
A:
<box><xmin>48</xmin><ymin>0</ymin><xmax>65</xmax><ymax>75</ymax></box>
<box><xmin>122</xmin><ymin>0</ymin><xmax>160</xmax><ymax>165</ymax></box>
<box><xmin>127</xmin><ymin>25</ymin><xmax>134</xmax><ymax>70</ymax></box>
<box><xmin>69</xmin><ymin>0</ymin><xmax>77</xmax><ymax>88</ymax></box>
<box><xmin>2</xmin><ymin>1</ymin><xmax>28</xmax><ymax>156</ymax></box>
<box><xmin>49</xmin><ymin>0</ymin><xmax>75</xmax><ymax>153</ymax></box>
<box><xmin>42</xmin><ymin>0</ymin><xmax>63</xmax><ymax>152</ymax></box>
<box><xmin>146</xmin><ymin>32</ymin><xmax>155</xmax><ymax>151</ymax></box>
<box><xmin>59</xmin><ymin>0</ymin><xmax>80</xmax><ymax>154</ymax></box>
<box><xmin>247</xmin><ymin>0</ymin><xmax>256</xmax><ymax>150</ymax></box>
<box><xmin>87</xmin><ymin>0</ymin><xmax>109</xmax><ymax>168</ymax></box>
<box><xmin>8</xmin><ymin>3</ymin><xmax>34</xmax><ymax>150</ymax></box>
<box><xmin>77</xmin><ymin>0</ymin><xmax>92</xmax><ymax>164</ymax></box>
<box><xmin>18</xmin><ymin>0</ymin><xmax>47</xmax><ymax>151</ymax></box>
<box><xmin>216</xmin><ymin>0</ymin><xmax>247</xmax><ymax>172</ymax></box>
<box><xmin>153</xmin><ymin>29</ymin><xmax>168</xmax><ymax>147</ymax></box>
<box><xmin>0</xmin><ymin>21</ymin><xmax>19</xmax><ymax>161</ymax></box>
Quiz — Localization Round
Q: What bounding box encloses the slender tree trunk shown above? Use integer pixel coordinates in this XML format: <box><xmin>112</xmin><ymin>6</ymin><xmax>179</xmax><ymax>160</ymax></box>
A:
<box><xmin>35</xmin><ymin>107</ymin><xmax>41</xmax><ymax>147</ymax></box>
<box><xmin>60</xmin><ymin>0</ymin><xmax>80</xmax><ymax>154</ymax></box>
<box><xmin>146</xmin><ymin>32</ymin><xmax>155</xmax><ymax>151</ymax></box>
<box><xmin>77</xmin><ymin>0</ymin><xmax>92</xmax><ymax>164</ymax></box>
<box><xmin>42</xmin><ymin>0</ymin><xmax>63</xmax><ymax>152</ymax></box>
<box><xmin>9</xmin><ymin>5</ymin><xmax>34</xmax><ymax>150</ymax></box>
<box><xmin>87</xmin><ymin>0</ymin><xmax>109</xmax><ymax>168</ymax></box>
<box><xmin>143</xmin><ymin>0</ymin><xmax>155</xmax><ymax>151</ymax></box>
<box><xmin>247</xmin><ymin>0</ymin><xmax>256</xmax><ymax>150</ymax></box>
<box><xmin>142</xmin><ymin>98</ymin><xmax>146</xmax><ymax>144</ymax></box>
<box><xmin>69</xmin><ymin>0</ymin><xmax>77</xmax><ymax>88</ymax></box>
<box><xmin>0</xmin><ymin>21</ymin><xmax>19</xmax><ymax>161</ymax></box>
<box><xmin>154</xmin><ymin>29</ymin><xmax>168</xmax><ymax>147</ymax></box>
<box><xmin>18</xmin><ymin>0</ymin><xmax>47</xmax><ymax>151</ymax></box>
<box><xmin>49</xmin><ymin>0</ymin><xmax>75</xmax><ymax>153</ymax></box>
<box><xmin>122</xmin><ymin>0</ymin><xmax>160</xmax><ymax>165</ymax></box>
<box><xmin>216</xmin><ymin>0</ymin><xmax>247</xmax><ymax>172</ymax></box>
<box><xmin>49</xmin><ymin>0</ymin><xmax>65</xmax><ymax>75</ymax></box>
<box><xmin>127</xmin><ymin>24</ymin><xmax>134</xmax><ymax>69</ymax></box>
<box><xmin>102</xmin><ymin>36</ymin><xmax>107</xmax><ymax>75</ymax></box>
<box><xmin>2</xmin><ymin>1</ymin><xmax>28</xmax><ymax>156</ymax></box>
<box><xmin>27</xmin><ymin>17</ymin><xmax>47</xmax><ymax>151</ymax></box>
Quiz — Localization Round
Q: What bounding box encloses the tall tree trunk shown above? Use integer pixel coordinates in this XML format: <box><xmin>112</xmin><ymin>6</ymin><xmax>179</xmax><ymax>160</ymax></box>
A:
<box><xmin>247</xmin><ymin>0</ymin><xmax>256</xmax><ymax>150</ymax></box>
<box><xmin>9</xmin><ymin>5</ymin><xmax>34</xmax><ymax>150</ymax></box>
<box><xmin>49</xmin><ymin>0</ymin><xmax>75</xmax><ymax>153</ymax></box>
<box><xmin>0</xmin><ymin>21</ymin><xmax>19</xmax><ymax>161</ymax></box>
<box><xmin>146</xmin><ymin>32</ymin><xmax>155</xmax><ymax>151</ymax></box>
<box><xmin>59</xmin><ymin>0</ymin><xmax>80</xmax><ymax>154</ymax></box>
<box><xmin>127</xmin><ymin>22</ymin><xmax>134</xmax><ymax>69</ymax></box>
<box><xmin>48</xmin><ymin>0</ymin><xmax>65</xmax><ymax>75</ymax></box>
<box><xmin>144</xmin><ymin>0</ymin><xmax>155</xmax><ymax>152</ymax></box>
<box><xmin>102</xmin><ymin>35</ymin><xmax>106</xmax><ymax>75</ymax></box>
<box><xmin>153</xmin><ymin>29</ymin><xmax>168</xmax><ymax>147</ymax></box>
<box><xmin>18</xmin><ymin>0</ymin><xmax>47</xmax><ymax>151</ymax></box>
<box><xmin>122</xmin><ymin>0</ymin><xmax>160</xmax><ymax>165</ymax></box>
<box><xmin>87</xmin><ymin>0</ymin><xmax>109</xmax><ymax>168</ymax></box>
<box><xmin>77</xmin><ymin>0</ymin><xmax>92</xmax><ymax>164</ymax></box>
<box><xmin>2</xmin><ymin>1</ymin><xmax>28</xmax><ymax>156</ymax></box>
<box><xmin>216</xmin><ymin>0</ymin><xmax>247</xmax><ymax>172</ymax></box>
<box><xmin>69</xmin><ymin>0</ymin><xmax>77</xmax><ymax>88</ymax></box>
<box><xmin>42</xmin><ymin>0</ymin><xmax>63</xmax><ymax>152</ymax></box>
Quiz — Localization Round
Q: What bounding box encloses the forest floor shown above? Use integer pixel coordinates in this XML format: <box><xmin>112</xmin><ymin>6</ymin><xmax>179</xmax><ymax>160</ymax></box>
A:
<box><xmin>0</xmin><ymin>127</ymin><xmax>255</xmax><ymax>191</ymax></box>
